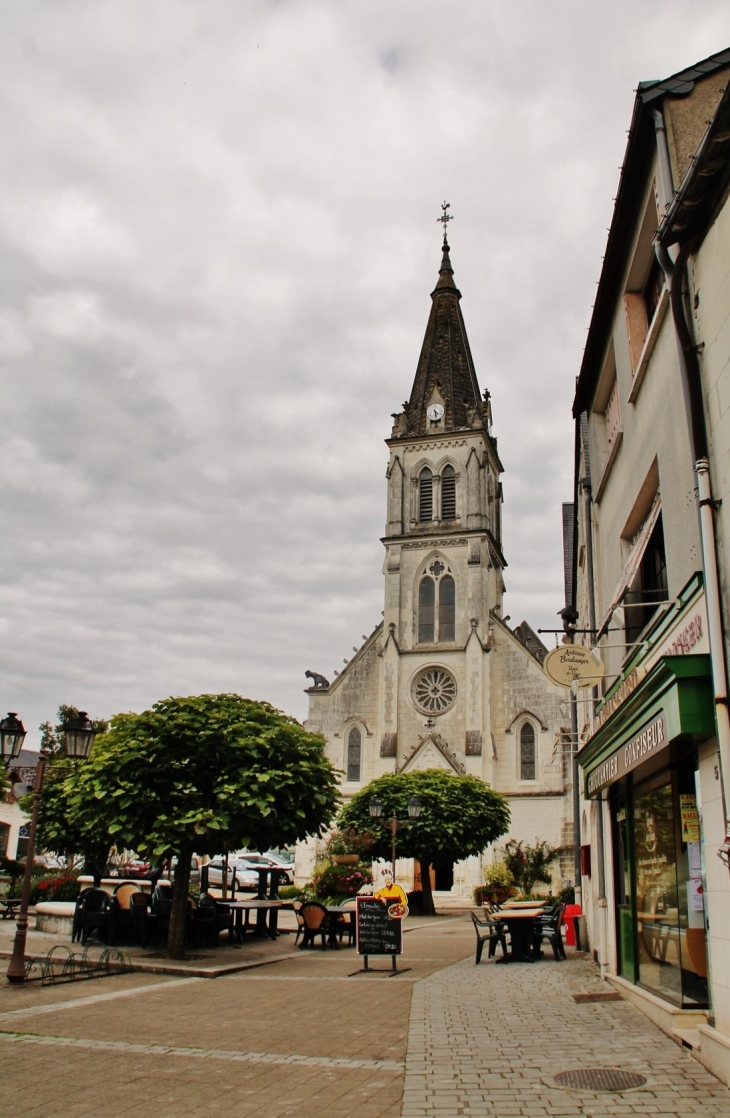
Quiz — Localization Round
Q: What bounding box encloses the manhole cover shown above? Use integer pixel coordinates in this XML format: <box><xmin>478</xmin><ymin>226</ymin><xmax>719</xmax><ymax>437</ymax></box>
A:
<box><xmin>572</xmin><ymin>992</ymin><xmax>623</xmax><ymax>1003</ymax></box>
<box><xmin>554</xmin><ymin>1069</ymin><xmax>647</xmax><ymax>1092</ymax></box>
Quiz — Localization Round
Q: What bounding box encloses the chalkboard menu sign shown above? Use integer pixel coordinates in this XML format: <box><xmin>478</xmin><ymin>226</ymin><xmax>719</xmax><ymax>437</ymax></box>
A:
<box><xmin>356</xmin><ymin>897</ymin><xmax>403</xmax><ymax>956</ymax></box>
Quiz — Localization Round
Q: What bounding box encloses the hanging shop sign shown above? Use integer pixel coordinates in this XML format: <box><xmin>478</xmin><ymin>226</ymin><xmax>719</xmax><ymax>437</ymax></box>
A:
<box><xmin>544</xmin><ymin>645</ymin><xmax>604</xmax><ymax>689</ymax></box>
<box><xmin>586</xmin><ymin>711</ymin><xmax>667</xmax><ymax>796</ymax></box>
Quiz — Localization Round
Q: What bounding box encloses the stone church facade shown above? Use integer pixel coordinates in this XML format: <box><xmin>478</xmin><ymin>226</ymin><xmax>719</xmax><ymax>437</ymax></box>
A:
<box><xmin>300</xmin><ymin>237</ymin><xmax>573</xmax><ymax>897</ymax></box>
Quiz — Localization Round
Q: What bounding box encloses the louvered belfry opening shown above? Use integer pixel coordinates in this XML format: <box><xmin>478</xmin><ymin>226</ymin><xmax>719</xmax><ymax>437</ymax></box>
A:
<box><xmin>441</xmin><ymin>465</ymin><xmax>456</xmax><ymax>519</ymax></box>
<box><xmin>419</xmin><ymin>468</ymin><xmax>433</xmax><ymax>521</ymax></box>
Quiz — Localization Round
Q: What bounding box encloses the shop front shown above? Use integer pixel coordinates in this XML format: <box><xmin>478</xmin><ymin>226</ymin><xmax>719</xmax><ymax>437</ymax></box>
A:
<box><xmin>578</xmin><ymin>654</ymin><xmax>715</xmax><ymax>1011</ymax></box>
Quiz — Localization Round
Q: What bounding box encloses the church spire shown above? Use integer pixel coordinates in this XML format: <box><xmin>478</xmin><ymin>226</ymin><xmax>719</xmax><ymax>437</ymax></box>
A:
<box><xmin>402</xmin><ymin>208</ymin><xmax>485</xmax><ymax>436</ymax></box>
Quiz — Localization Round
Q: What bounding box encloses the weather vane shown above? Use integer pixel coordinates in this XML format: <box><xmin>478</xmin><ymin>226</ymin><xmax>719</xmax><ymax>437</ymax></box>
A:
<box><xmin>437</xmin><ymin>200</ymin><xmax>453</xmax><ymax>244</ymax></box>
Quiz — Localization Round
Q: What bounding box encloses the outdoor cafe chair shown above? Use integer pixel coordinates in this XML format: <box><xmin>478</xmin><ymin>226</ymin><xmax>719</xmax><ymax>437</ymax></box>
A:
<box><xmin>80</xmin><ymin>889</ymin><xmax>116</xmax><ymax>946</ymax></box>
<box><xmin>298</xmin><ymin>901</ymin><xmax>332</xmax><ymax>950</ymax></box>
<box><xmin>533</xmin><ymin>902</ymin><xmax>567</xmax><ymax>961</ymax></box>
<box><xmin>71</xmin><ymin>888</ymin><xmax>95</xmax><ymax>943</ymax></box>
<box><xmin>470</xmin><ymin>911</ymin><xmax>508</xmax><ymax>964</ymax></box>
<box><xmin>196</xmin><ymin>893</ymin><xmax>235</xmax><ymax>946</ymax></box>
<box><xmin>148</xmin><ymin>884</ymin><xmax>173</xmax><ymax>947</ymax></box>
<box><xmin>293</xmin><ymin>901</ymin><xmax>305</xmax><ymax>945</ymax></box>
<box><xmin>128</xmin><ymin>891</ymin><xmax>153</xmax><ymax>945</ymax></box>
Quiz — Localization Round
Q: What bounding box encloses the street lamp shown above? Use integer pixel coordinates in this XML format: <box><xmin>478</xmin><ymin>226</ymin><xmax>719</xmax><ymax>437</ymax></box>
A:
<box><xmin>5</xmin><ymin>711</ymin><xmax>98</xmax><ymax>985</ymax></box>
<box><xmin>369</xmin><ymin>794</ymin><xmax>423</xmax><ymax>876</ymax></box>
<box><xmin>0</xmin><ymin>713</ymin><xmax>27</xmax><ymax>762</ymax></box>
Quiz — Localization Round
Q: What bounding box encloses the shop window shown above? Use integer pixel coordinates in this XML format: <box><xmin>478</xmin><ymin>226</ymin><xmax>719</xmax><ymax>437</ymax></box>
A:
<box><xmin>520</xmin><ymin>723</ymin><xmax>536</xmax><ymax>781</ymax></box>
<box><xmin>346</xmin><ymin>726</ymin><xmax>362</xmax><ymax>782</ymax></box>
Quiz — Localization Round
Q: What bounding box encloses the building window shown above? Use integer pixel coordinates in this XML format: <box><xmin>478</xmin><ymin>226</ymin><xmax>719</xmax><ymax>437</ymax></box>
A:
<box><xmin>439</xmin><ymin>575</ymin><xmax>455</xmax><ymax>641</ymax></box>
<box><xmin>520</xmin><ymin>723</ymin><xmax>536</xmax><ymax>780</ymax></box>
<box><xmin>346</xmin><ymin>726</ymin><xmax>362</xmax><ymax>782</ymax></box>
<box><xmin>412</xmin><ymin>666</ymin><xmax>458</xmax><ymax>715</ymax></box>
<box><xmin>441</xmin><ymin>465</ymin><xmax>456</xmax><ymax>520</ymax></box>
<box><xmin>418</xmin><ymin>560</ymin><xmax>455</xmax><ymax>644</ymax></box>
<box><xmin>418</xmin><ymin>577</ymin><xmax>435</xmax><ymax>642</ymax></box>
<box><xmin>419</xmin><ymin>468</ymin><xmax>433</xmax><ymax>521</ymax></box>
<box><xmin>625</xmin><ymin>513</ymin><xmax>668</xmax><ymax>646</ymax></box>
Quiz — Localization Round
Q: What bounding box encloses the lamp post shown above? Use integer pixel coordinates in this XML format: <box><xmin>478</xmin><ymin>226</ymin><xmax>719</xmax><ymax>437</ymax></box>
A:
<box><xmin>369</xmin><ymin>794</ymin><xmax>422</xmax><ymax>875</ymax></box>
<box><xmin>5</xmin><ymin>711</ymin><xmax>97</xmax><ymax>985</ymax></box>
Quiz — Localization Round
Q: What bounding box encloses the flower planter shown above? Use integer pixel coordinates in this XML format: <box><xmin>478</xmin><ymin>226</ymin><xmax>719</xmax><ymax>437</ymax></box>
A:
<box><xmin>331</xmin><ymin>854</ymin><xmax>359</xmax><ymax>866</ymax></box>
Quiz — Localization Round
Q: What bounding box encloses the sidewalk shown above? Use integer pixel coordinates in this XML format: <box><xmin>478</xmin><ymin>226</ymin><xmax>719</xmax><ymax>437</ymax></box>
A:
<box><xmin>0</xmin><ymin>916</ymin><xmax>729</xmax><ymax>1116</ymax></box>
<box><xmin>403</xmin><ymin>947</ymin><xmax>730</xmax><ymax>1117</ymax></box>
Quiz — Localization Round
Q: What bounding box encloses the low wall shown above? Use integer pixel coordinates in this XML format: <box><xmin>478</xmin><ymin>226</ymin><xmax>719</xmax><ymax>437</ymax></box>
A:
<box><xmin>35</xmin><ymin>901</ymin><xmax>75</xmax><ymax>935</ymax></box>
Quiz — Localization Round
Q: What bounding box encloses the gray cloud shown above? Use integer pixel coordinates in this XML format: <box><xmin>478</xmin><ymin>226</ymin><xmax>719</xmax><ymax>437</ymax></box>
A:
<box><xmin>1</xmin><ymin>1</ymin><xmax>728</xmax><ymax>742</ymax></box>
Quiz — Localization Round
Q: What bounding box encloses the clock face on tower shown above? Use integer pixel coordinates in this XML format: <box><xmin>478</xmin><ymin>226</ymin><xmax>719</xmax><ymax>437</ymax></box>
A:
<box><xmin>427</xmin><ymin>404</ymin><xmax>444</xmax><ymax>421</ymax></box>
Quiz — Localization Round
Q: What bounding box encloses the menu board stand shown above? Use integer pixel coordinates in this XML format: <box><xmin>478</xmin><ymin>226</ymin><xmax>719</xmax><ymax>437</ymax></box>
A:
<box><xmin>352</xmin><ymin>896</ymin><xmax>410</xmax><ymax>976</ymax></box>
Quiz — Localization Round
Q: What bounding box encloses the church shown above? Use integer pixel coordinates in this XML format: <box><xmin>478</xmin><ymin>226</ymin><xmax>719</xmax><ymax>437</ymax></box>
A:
<box><xmin>301</xmin><ymin>225</ymin><xmax>573</xmax><ymax>898</ymax></box>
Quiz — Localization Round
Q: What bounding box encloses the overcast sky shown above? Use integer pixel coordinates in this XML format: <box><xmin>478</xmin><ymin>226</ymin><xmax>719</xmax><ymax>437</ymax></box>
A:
<box><xmin>2</xmin><ymin>2</ymin><xmax>729</xmax><ymax>745</ymax></box>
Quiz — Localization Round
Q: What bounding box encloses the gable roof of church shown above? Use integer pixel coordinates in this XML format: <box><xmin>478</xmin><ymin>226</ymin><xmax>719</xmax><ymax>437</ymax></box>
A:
<box><xmin>405</xmin><ymin>240</ymin><xmax>484</xmax><ymax>434</ymax></box>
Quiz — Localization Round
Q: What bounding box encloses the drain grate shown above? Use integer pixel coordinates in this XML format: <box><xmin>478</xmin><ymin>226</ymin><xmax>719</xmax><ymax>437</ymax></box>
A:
<box><xmin>572</xmin><ymin>992</ymin><xmax>623</xmax><ymax>1003</ymax></box>
<box><xmin>554</xmin><ymin>1068</ymin><xmax>647</xmax><ymax>1092</ymax></box>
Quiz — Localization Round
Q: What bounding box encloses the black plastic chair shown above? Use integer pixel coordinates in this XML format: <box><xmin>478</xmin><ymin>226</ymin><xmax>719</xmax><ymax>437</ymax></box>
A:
<box><xmin>298</xmin><ymin>902</ymin><xmax>331</xmax><ymax>950</ymax></box>
<box><xmin>195</xmin><ymin>893</ymin><xmax>234</xmax><ymax>946</ymax></box>
<box><xmin>71</xmin><ymin>888</ymin><xmax>95</xmax><ymax>943</ymax></box>
<box><xmin>470</xmin><ymin>911</ymin><xmax>508</xmax><ymax>964</ymax></box>
<box><xmin>533</xmin><ymin>902</ymin><xmax>566</xmax><ymax>960</ymax></box>
<box><xmin>148</xmin><ymin>884</ymin><xmax>173</xmax><ymax>947</ymax></box>
<box><xmin>80</xmin><ymin>889</ymin><xmax>115</xmax><ymax>945</ymax></box>
<box><xmin>128</xmin><ymin>891</ymin><xmax>153</xmax><ymax>945</ymax></box>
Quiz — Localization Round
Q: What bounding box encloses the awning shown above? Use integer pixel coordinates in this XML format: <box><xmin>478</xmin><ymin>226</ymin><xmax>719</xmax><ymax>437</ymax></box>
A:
<box><xmin>596</xmin><ymin>494</ymin><xmax>661</xmax><ymax>636</ymax></box>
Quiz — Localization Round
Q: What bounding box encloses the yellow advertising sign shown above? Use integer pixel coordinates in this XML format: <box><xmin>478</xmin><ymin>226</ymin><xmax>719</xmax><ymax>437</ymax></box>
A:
<box><xmin>679</xmin><ymin>794</ymin><xmax>701</xmax><ymax>843</ymax></box>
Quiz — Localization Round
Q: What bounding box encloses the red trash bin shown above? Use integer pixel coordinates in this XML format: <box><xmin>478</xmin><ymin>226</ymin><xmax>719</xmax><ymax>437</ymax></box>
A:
<box><xmin>562</xmin><ymin>903</ymin><xmax>582</xmax><ymax>947</ymax></box>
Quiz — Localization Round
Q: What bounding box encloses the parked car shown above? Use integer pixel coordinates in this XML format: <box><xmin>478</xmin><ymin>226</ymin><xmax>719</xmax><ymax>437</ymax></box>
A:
<box><xmin>236</xmin><ymin>853</ymin><xmax>295</xmax><ymax>885</ymax></box>
<box><xmin>122</xmin><ymin>859</ymin><xmax>150</xmax><ymax>879</ymax></box>
<box><xmin>206</xmin><ymin>858</ymin><xmax>259</xmax><ymax>890</ymax></box>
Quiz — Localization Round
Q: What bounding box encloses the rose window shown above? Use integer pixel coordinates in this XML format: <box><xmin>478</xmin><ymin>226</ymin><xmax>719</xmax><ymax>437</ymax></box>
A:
<box><xmin>412</xmin><ymin>667</ymin><xmax>457</xmax><ymax>714</ymax></box>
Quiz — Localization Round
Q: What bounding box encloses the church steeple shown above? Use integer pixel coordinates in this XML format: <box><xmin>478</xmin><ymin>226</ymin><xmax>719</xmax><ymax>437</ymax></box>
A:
<box><xmin>402</xmin><ymin>233</ymin><xmax>485</xmax><ymax>437</ymax></box>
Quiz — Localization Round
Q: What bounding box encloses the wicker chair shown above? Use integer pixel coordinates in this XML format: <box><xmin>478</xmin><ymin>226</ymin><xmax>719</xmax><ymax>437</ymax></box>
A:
<box><xmin>298</xmin><ymin>901</ymin><xmax>331</xmax><ymax>950</ymax></box>
<box><xmin>470</xmin><ymin>911</ymin><xmax>508</xmax><ymax>964</ymax></box>
<box><xmin>293</xmin><ymin>901</ymin><xmax>305</xmax><ymax>946</ymax></box>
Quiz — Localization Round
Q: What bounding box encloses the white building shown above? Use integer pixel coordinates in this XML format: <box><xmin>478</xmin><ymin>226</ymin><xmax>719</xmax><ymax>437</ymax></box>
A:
<box><xmin>301</xmin><ymin>234</ymin><xmax>573</xmax><ymax>898</ymax></box>
<box><xmin>567</xmin><ymin>47</ymin><xmax>730</xmax><ymax>1088</ymax></box>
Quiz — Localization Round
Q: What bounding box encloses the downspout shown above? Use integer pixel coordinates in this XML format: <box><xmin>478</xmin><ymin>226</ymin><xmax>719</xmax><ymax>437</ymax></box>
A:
<box><xmin>565</xmin><ymin>411</ymin><xmax>582</xmax><ymax>912</ymax></box>
<box><xmin>657</xmin><ymin>194</ymin><xmax>730</xmax><ymax>843</ymax></box>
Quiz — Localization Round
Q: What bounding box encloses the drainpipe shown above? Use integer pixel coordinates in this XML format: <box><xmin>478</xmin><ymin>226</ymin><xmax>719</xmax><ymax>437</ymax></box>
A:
<box><xmin>653</xmin><ymin>107</ymin><xmax>730</xmax><ymax>843</ymax></box>
<box><xmin>663</xmin><ymin>240</ymin><xmax>730</xmax><ymax>843</ymax></box>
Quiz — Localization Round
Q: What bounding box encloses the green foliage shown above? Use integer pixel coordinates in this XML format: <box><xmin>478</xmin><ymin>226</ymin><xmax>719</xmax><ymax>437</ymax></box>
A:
<box><xmin>483</xmin><ymin>861</ymin><xmax>514</xmax><ymax>888</ymax></box>
<box><xmin>311</xmin><ymin>861</ymin><xmax>372</xmax><ymax>899</ymax></box>
<box><xmin>475</xmin><ymin>863</ymin><xmax>516</xmax><ymax>906</ymax></box>
<box><xmin>339</xmin><ymin>769</ymin><xmax>510</xmax><ymax>864</ymax></box>
<box><xmin>37</xmin><ymin>694</ymin><xmax>340</xmax><ymax>861</ymax></box>
<box><xmin>503</xmin><ymin>839</ymin><xmax>558</xmax><ymax>895</ymax></box>
<box><xmin>558</xmin><ymin>884</ymin><xmax>575</xmax><ymax>905</ymax></box>
<box><xmin>325</xmin><ymin>828</ymin><xmax>376</xmax><ymax>857</ymax></box>
<box><xmin>30</xmin><ymin>871</ymin><xmax>80</xmax><ymax>905</ymax></box>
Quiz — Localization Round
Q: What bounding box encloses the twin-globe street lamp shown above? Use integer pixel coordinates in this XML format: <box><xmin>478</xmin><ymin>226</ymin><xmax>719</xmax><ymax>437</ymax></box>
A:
<box><xmin>368</xmin><ymin>793</ymin><xmax>422</xmax><ymax>874</ymax></box>
<box><xmin>0</xmin><ymin>711</ymin><xmax>97</xmax><ymax>985</ymax></box>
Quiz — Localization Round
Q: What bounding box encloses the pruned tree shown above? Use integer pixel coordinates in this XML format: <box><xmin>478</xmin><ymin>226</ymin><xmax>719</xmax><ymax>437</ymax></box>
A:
<box><xmin>338</xmin><ymin>769</ymin><xmax>510</xmax><ymax>916</ymax></box>
<box><xmin>37</xmin><ymin>694</ymin><xmax>340</xmax><ymax>958</ymax></box>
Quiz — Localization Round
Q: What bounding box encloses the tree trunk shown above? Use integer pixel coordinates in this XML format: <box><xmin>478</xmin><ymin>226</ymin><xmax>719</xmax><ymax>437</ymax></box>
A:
<box><xmin>167</xmin><ymin>846</ymin><xmax>193</xmax><ymax>960</ymax></box>
<box><xmin>418</xmin><ymin>858</ymin><xmax>436</xmax><ymax>917</ymax></box>
<box><xmin>84</xmin><ymin>843</ymin><xmax>111</xmax><ymax>888</ymax></box>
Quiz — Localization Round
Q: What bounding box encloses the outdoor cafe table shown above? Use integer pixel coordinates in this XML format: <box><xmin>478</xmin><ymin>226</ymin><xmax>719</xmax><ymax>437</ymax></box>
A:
<box><xmin>325</xmin><ymin>905</ymin><xmax>356</xmax><ymax>949</ymax></box>
<box><xmin>227</xmin><ymin>900</ymin><xmax>291</xmax><ymax>942</ymax></box>
<box><xmin>495</xmin><ymin>906</ymin><xmax>544</xmax><ymax>964</ymax></box>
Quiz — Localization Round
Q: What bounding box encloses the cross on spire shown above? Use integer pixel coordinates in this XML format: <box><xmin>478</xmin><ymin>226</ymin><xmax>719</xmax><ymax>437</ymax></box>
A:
<box><xmin>437</xmin><ymin>200</ymin><xmax>453</xmax><ymax>244</ymax></box>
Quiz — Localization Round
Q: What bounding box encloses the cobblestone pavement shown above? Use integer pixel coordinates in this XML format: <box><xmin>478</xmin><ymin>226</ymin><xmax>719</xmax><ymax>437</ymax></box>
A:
<box><xmin>0</xmin><ymin>917</ymin><xmax>471</xmax><ymax>1117</ymax></box>
<box><xmin>402</xmin><ymin>949</ymin><xmax>730</xmax><ymax>1118</ymax></box>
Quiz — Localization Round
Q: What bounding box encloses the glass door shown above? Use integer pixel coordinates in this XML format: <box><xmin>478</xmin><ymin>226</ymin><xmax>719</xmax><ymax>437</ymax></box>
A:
<box><xmin>612</xmin><ymin>792</ymin><xmax>635</xmax><ymax>982</ymax></box>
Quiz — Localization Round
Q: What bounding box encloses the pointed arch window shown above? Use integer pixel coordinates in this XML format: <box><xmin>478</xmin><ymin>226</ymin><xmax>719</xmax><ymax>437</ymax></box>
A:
<box><xmin>441</xmin><ymin>465</ymin><xmax>456</xmax><ymax>520</ymax></box>
<box><xmin>347</xmin><ymin>726</ymin><xmax>362</xmax><ymax>782</ymax></box>
<box><xmin>520</xmin><ymin>723</ymin><xmax>536</xmax><ymax>781</ymax></box>
<box><xmin>418</xmin><ymin>468</ymin><xmax>433</xmax><ymax>521</ymax></box>
<box><xmin>418</xmin><ymin>560</ymin><xmax>456</xmax><ymax>644</ymax></box>
<box><xmin>418</xmin><ymin>577</ymin><xmax>435</xmax><ymax>643</ymax></box>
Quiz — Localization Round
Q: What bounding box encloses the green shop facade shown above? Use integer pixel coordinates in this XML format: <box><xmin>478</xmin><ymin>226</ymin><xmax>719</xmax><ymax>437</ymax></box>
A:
<box><xmin>577</xmin><ymin>581</ymin><xmax>715</xmax><ymax>1012</ymax></box>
